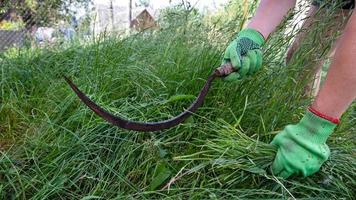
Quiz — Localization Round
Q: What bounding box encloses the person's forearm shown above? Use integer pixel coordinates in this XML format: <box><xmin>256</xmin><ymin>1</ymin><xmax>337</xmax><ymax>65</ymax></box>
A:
<box><xmin>247</xmin><ymin>0</ymin><xmax>297</xmax><ymax>39</ymax></box>
<box><xmin>311</xmin><ymin>12</ymin><xmax>356</xmax><ymax>119</ymax></box>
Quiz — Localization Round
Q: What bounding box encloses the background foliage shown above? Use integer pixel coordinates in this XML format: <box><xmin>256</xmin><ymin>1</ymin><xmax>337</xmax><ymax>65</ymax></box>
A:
<box><xmin>0</xmin><ymin>0</ymin><xmax>92</xmax><ymax>29</ymax></box>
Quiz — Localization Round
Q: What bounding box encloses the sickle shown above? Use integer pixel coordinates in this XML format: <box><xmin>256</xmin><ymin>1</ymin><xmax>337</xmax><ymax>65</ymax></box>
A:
<box><xmin>64</xmin><ymin>62</ymin><xmax>234</xmax><ymax>132</ymax></box>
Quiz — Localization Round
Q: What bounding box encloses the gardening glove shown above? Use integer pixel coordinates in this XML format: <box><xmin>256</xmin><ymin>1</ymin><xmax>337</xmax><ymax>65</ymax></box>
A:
<box><xmin>222</xmin><ymin>28</ymin><xmax>265</xmax><ymax>81</ymax></box>
<box><xmin>271</xmin><ymin>108</ymin><xmax>339</xmax><ymax>179</ymax></box>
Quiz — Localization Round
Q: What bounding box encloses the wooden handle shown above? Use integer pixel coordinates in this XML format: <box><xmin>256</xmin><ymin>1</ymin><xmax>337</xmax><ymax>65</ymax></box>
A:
<box><xmin>215</xmin><ymin>62</ymin><xmax>236</xmax><ymax>77</ymax></box>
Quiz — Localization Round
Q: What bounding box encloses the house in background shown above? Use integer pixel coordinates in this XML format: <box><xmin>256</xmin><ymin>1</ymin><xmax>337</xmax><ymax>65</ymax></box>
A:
<box><xmin>130</xmin><ymin>9</ymin><xmax>158</xmax><ymax>31</ymax></box>
<box><xmin>92</xmin><ymin>1</ymin><xmax>159</xmax><ymax>33</ymax></box>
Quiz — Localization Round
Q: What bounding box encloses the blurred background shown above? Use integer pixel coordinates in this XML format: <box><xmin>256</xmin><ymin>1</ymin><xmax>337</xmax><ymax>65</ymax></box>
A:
<box><xmin>0</xmin><ymin>0</ymin><xmax>309</xmax><ymax>51</ymax></box>
<box><xmin>0</xmin><ymin>0</ymin><xmax>234</xmax><ymax>51</ymax></box>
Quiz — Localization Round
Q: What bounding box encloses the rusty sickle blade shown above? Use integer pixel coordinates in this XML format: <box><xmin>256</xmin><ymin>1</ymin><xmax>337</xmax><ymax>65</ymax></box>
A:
<box><xmin>64</xmin><ymin>62</ymin><xmax>234</xmax><ymax>132</ymax></box>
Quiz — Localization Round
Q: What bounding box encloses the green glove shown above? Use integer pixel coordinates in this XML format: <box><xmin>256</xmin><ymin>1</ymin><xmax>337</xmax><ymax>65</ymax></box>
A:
<box><xmin>271</xmin><ymin>110</ymin><xmax>338</xmax><ymax>178</ymax></box>
<box><xmin>222</xmin><ymin>28</ymin><xmax>265</xmax><ymax>81</ymax></box>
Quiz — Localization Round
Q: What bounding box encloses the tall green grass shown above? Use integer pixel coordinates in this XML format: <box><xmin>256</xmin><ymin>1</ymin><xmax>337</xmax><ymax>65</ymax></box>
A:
<box><xmin>0</xmin><ymin>1</ymin><xmax>355</xmax><ymax>199</ymax></box>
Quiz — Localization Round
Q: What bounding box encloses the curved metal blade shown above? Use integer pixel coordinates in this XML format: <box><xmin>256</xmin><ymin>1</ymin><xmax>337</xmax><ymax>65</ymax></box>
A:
<box><xmin>63</xmin><ymin>73</ymin><xmax>217</xmax><ymax>132</ymax></box>
<box><xmin>63</xmin><ymin>62</ymin><xmax>233</xmax><ymax>132</ymax></box>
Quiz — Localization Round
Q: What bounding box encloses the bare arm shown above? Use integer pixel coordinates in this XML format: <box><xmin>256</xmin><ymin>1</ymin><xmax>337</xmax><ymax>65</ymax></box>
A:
<box><xmin>311</xmin><ymin>12</ymin><xmax>356</xmax><ymax>119</ymax></box>
<box><xmin>247</xmin><ymin>0</ymin><xmax>297</xmax><ymax>39</ymax></box>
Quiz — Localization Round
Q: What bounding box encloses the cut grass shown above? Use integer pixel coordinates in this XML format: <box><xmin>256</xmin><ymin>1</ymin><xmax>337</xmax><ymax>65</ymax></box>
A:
<box><xmin>0</xmin><ymin>1</ymin><xmax>355</xmax><ymax>199</ymax></box>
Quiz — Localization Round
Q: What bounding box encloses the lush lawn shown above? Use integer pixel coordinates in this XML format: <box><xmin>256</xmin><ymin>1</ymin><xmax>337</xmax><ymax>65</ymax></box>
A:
<box><xmin>0</xmin><ymin>4</ymin><xmax>355</xmax><ymax>199</ymax></box>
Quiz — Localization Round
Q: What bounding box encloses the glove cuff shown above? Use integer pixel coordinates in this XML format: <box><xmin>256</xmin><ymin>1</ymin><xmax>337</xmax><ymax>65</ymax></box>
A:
<box><xmin>308</xmin><ymin>107</ymin><xmax>340</xmax><ymax>124</ymax></box>
<box><xmin>299</xmin><ymin>109</ymin><xmax>338</xmax><ymax>144</ymax></box>
<box><xmin>238</xmin><ymin>28</ymin><xmax>265</xmax><ymax>46</ymax></box>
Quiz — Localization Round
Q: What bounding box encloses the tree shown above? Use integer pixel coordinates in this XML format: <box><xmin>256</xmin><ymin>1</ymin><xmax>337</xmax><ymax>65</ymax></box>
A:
<box><xmin>109</xmin><ymin>0</ymin><xmax>114</xmax><ymax>30</ymax></box>
<box><xmin>129</xmin><ymin>0</ymin><xmax>132</xmax><ymax>22</ymax></box>
<box><xmin>0</xmin><ymin>0</ymin><xmax>92</xmax><ymax>30</ymax></box>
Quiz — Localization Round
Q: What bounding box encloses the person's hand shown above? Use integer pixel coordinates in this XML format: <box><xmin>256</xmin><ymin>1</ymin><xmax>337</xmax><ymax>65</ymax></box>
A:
<box><xmin>222</xmin><ymin>28</ymin><xmax>265</xmax><ymax>81</ymax></box>
<box><xmin>271</xmin><ymin>108</ymin><xmax>338</xmax><ymax>178</ymax></box>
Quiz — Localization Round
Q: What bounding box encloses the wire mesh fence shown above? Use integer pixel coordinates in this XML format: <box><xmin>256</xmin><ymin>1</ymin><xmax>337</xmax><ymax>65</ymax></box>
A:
<box><xmin>0</xmin><ymin>0</ymin><xmax>94</xmax><ymax>52</ymax></box>
<box><xmin>0</xmin><ymin>0</ymin><xmax>174</xmax><ymax>52</ymax></box>
<box><xmin>0</xmin><ymin>0</ymin><xmax>158</xmax><ymax>52</ymax></box>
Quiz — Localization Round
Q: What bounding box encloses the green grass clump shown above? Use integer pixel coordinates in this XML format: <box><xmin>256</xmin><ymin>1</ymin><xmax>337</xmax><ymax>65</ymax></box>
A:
<box><xmin>0</xmin><ymin>2</ymin><xmax>355</xmax><ymax>199</ymax></box>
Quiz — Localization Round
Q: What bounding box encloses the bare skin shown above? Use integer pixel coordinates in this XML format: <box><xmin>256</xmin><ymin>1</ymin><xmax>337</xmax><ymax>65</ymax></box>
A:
<box><xmin>286</xmin><ymin>6</ymin><xmax>351</xmax><ymax>96</ymax></box>
<box><xmin>311</xmin><ymin>12</ymin><xmax>356</xmax><ymax>119</ymax></box>
<box><xmin>247</xmin><ymin>0</ymin><xmax>296</xmax><ymax>39</ymax></box>
<box><xmin>246</xmin><ymin>0</ymin><xmax>355</xmax><ymax>119</ymax></box>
